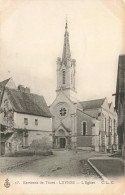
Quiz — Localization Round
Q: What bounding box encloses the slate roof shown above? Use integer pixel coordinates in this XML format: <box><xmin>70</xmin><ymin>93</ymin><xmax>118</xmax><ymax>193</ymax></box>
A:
<box><xmin>0</xmin><ymin>78</ymin><xmax>11</xmax><ymax>89</ymax></box>
<box><xmin>79</xmin><ymin>98</ymin><xmax>105</xmax><ymax>110</ymax></box>
<box><xmin>5</xmin><ymin>87</ymin><xmax>52</xmax><ymax>118</ymax></box>
<box><xmin>77</xmin><ymin>108</ymin><xmax>94</xmax><ymax>118</ymax></box>
<box><xmin>83</xmin><ymin>109</ymin><xmax>100</xmax><ymax>118</ymax></box>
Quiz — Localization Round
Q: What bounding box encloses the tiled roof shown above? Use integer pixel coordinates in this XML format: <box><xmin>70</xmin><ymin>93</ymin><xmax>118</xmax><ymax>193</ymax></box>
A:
<box><xmin>79</xmin><ymin>98</ymin><xmax>105</xmax><ymax>110</ymax></box>
<box><xmin>0</xmin><ymin>78</ymin><xmax>11</xmax><ymax>88</ymax></box>
<box><xmin>5</xmin><ymin>87</ymin><xmax>52</xmax><ymax>118</ymax></box>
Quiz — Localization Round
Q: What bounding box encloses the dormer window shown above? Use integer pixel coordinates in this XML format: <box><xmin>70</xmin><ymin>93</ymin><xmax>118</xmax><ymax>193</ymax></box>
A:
<box><xmin>62</xmin><ymin>70</ymin><xmax>65</xmax><ymax>84</ymax></box>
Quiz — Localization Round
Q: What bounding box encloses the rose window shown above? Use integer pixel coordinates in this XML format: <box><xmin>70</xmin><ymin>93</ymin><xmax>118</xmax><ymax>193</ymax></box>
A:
<box><xmin>60</xmin><ymin>107</ymin><xmax>67</xmax><ymax>117</ymax></box>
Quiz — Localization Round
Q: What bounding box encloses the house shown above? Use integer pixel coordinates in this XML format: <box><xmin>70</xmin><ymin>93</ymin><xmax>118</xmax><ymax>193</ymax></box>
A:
<box><xmin>115</xmin><ymin>55</ymin><xmax>125</xmax><ymax>158</ymax></box>
<box><xmin>0</xmin><ymin>85</ymin><xmax>52</xmax><ymax>155</ymax></box>
<box><xmin>50</xmin><ymin>21</ymin><xmax>118</xmax><ymax>152</ymax></box>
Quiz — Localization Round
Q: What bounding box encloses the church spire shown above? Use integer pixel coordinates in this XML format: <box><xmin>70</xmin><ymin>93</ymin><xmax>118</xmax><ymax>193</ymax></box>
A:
<box><xmin>56</xmin><ymin>20</ymin><xmax>77</xmax><ymax>99</ymax></box>
<box><xmin>62</xmin><ymin>19</ymin><xmax>71</xmax><ymax>65</ymax></box>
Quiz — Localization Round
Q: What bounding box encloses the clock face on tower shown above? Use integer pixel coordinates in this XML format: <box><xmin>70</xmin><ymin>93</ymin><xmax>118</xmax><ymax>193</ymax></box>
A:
<box><xmin>56</xmin><ymin>103</ymin><xmax>69</xmax><ymax>119</ymax></box>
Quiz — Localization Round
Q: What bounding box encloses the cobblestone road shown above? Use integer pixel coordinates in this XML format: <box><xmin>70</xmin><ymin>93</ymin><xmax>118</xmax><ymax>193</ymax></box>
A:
<box><xmin>4</xmin><ymin>151</ymin><xmax>101</xmax><ymax>180</ymax></box>
<box><xmin>80</xmin><ymin>159</ymin><xmax>101</xmax><ymax>180</ymax></box>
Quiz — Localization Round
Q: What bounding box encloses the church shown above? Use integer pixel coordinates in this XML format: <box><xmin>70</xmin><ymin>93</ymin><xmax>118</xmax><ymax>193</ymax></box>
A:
<box><xmin>50</xmin><ymin>21</ymin><xmax>118</xmax><ymax>152</ymax></box>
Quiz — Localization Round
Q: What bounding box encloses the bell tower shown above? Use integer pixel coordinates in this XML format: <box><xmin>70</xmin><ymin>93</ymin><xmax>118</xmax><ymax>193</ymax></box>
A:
<box><xmin>56</xmin><ymin>21</ymin><xmax>77</xmax><ymax>101</ymax></box>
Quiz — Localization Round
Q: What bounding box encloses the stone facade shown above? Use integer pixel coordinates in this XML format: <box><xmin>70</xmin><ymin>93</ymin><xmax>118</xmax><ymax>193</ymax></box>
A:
<box><xmin>0</xmin><ymin>84</ymin><xmax>52</xmax><ymax>155</ymax></box>
<box><xmin>98</xmin><ymin>100</ymin><xmax>118</xmax><ymax>152</ymax></box>
<box><xmin>76</xmin><ymin>109</ymin><xmax>100</xmax><ymax>151</ymax></box>
<box><xmin>50</xmin><ymin>22</ymin><xmax>118</xmax><ymax>152</ymax></box>
<box><xmin>50</xmin><ymin>22</ymin><xmax>99</xmax><ymax>151</ymax></box>
<box><xmin>50</xmin><ymin>91</ymin><xmax>77</xmax><ymax>149</ymax></box>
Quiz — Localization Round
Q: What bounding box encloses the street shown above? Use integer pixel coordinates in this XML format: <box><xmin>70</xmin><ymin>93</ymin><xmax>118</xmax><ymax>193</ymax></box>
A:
<box><xmin>4</xmin><ymin>151</ymin><xmax>102</xmax><ymax>179</ymax></box>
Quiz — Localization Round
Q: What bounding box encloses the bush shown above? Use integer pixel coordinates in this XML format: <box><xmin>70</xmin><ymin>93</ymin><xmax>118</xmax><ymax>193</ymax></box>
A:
<box><xmin>4</xmin><ymin>137</ymin><xmax>52</xmax><ymax>157</ymax></box>
<box><xmin>5</xmin><ymin>150</ymin><xmax>53</xmax><ymax>157</ymax></box>
<box><xmin>5</xmin><ymin>150</ymin><xmax>34</xmax><ymax>157</ymax></box>
<box><xmin>30</xmin><ymin>137</ymin><xmax>52</xmax><ymax>154</ymax></box>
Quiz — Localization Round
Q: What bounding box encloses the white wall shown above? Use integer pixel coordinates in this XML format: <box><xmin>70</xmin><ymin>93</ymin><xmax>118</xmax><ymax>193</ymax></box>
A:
<box><xmin>14</xmin><ymin>112</ymin><xmax>52</xmax><ymax>131</ymax></box>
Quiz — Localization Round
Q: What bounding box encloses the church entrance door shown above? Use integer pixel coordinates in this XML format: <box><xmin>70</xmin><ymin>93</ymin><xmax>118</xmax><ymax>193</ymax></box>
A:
<box><xmin>60</xmin><ymin>138</ymin><xmax>66</xmax><ymax>148</ymax></box>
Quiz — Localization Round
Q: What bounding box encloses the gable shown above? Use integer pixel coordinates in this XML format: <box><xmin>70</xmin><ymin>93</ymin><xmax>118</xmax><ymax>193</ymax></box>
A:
<box><xmin>0</xmin><ymin>78</ymin><xmax>16</xmax><ymax>90</ymax></box>
<box><xmin>2</xmin><ymin>87</ymin><xmax>52</xmax><ymax>118</ymax></box>
<box><xmin>1</xmin><ymin>90</ymin><xmax>13</xmax><ymax>113</ymax></box>
<box><xmin>0</xmin><ymin>78</ymin><xmax>10</xmax><ymax>88</ymax></box>
<box><xmin>50</xmin><ymin>90</ymin><xmax>76</xmax><ymax>114</ymax></box>
<box><xmin>60</xmin><ymin>64</ymin><xmax>66</xmax><ymax>70</ymax></box>
<box><xmin>108</xmin><ymin>102</ymin><xmax>114</xmax><ymax>113</ymax></box>
<box><xmin>101</xmin><ymin>97</ymin><xmax>110</xmax><ymax>111</ymax></box>
<box><xmin>55</xmin><ymin>123</ymin><xmax>70</xmax><ymax>136</ymax></box>
<box><xmin>6</xmin><ymin>78</ymin><xmax>16</xmax><ymax>89</ymax></box>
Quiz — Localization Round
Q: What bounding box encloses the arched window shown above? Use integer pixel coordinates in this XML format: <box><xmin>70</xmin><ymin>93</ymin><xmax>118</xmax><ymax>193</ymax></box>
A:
<box><xmin>114</xmin><ymin>119</ymin><xmax>116</xmax><ymax>134</ymax></box>
<box><xmin>101</xmin><ymin>114</ymin><xmax>106</xmax><ymax>132</ymax></box>
<box><xmin>114</xmin><ymin>119</ymin><xmax>116</xmax><ymax>144</ymax></box>
<box><xmin>82</xmin><ymin>122</ymin><xmax>87</xmax><ymax>136</ymax></box>
<box><xmin>71</xmin><ymin>72</ymin><xmax>72</xmax><ymax>84</ymax></box>
<box><xmin>110</xmin><ymin>119</ymin><xmax>112</xmax><ymax>133</ymax></box>
<box><xmin>105</xmin><ymin>118</ymin><xmax>106</xmax><ymax>131</ymax></box>
<box><xmin>62</xmin><ymin>70</ymin><xmax>65</xmax><ymax>84</ymax></box>
<box><xmin>109</xmin><ymin>117</ymin><xmax>111</xmax><ymax>132</ymax></box>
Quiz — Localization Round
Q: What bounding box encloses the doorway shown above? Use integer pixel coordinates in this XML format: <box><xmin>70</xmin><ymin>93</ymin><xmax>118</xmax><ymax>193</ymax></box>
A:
<box><xmin>60</xmin><ymin>138</ymin><xmax>66</xmax><ymax>148</ymax></box>
<box><xmin>1</xmin><ymin>142</ymin><xmax>5</xmax><ymax>155</ymax></box>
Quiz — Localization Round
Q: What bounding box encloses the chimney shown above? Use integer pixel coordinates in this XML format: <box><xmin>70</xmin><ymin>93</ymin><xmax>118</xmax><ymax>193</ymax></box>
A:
<box><xmin>18</xmin><ymin>85</ymin><xmax>25</xmax><ymax>92</ymax></box>
<box><xmin>25</xmin><ymin>87</ymin><xmax>30</xmax><ymax>93</ymax></box>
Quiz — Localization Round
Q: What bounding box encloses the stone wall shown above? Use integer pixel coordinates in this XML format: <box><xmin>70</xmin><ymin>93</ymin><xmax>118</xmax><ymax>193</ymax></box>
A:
<box><xmin>1</xmin><ymin>91</ymin><xmax>14</xmax><ymax>130</ymax></box>
<box><xmin>98</xmin><ymin>103</ymin><xmax>118</xmax><ymax>152</ymax></box>
<box><xmin>5</xmin><ymin>130</ymin><xmax>52</xmax><ymax>154</ymax></box>
<box><xmin>28</xmin><ymin>130</ymin><xmax>52</xmax><ymax>146</ymax></box>
<box><xmin>76</xmin><ymin>109</ymin><xmax>94</xmax><ymax>148</ymax></box>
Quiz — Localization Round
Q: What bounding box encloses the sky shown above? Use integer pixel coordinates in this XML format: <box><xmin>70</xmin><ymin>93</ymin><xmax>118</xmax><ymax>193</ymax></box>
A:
<box><xmin>0</xmin><ymin>0</ymin><xmax>124</xmax><ymax>105</ymax></box>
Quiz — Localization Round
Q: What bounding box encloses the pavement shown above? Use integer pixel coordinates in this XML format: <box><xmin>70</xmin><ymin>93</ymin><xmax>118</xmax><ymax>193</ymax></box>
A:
<box><xmin>89</xmin><ymin>156</ymin><xmax>125</xmax><ymax>180</ymax></box>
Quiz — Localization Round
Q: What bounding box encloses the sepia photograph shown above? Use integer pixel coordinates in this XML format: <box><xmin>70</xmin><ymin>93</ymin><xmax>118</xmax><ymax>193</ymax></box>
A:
<box><xmin>0</xmin><ymin>0</ymin><xmax>125</xmax><ymax>194</ymax></box>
